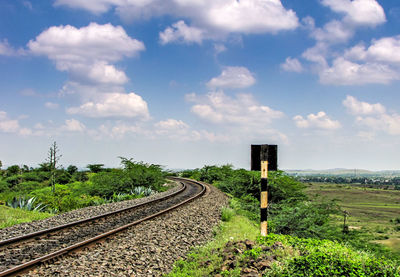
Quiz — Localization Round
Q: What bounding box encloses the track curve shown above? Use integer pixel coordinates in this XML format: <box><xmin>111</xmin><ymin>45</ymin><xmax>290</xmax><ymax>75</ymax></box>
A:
<box><xmin>0</xmin><ymin>177</ymin><xmax>205</xmax><ymax>277</ymax></box>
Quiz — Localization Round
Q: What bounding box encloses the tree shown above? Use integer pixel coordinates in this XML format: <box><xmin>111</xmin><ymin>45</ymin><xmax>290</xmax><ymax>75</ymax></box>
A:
<box><xmin>66</xmin><ymin>165</ymin><xmax>78</xmax><ymax>175</ymax></box>
<box><xmin>87</xmin><ymin>164</ymin><xmax>104</xmax><ymax>173</ymax></box>
<box><xmin>0</xmin><ymin>160</ymin><xmax>2</xmax><ymax>169</ymax></box>
<box><xmin>47</xmin><ymin>141</ymin><xmax>62</xmax><ymax>193</ymax></box>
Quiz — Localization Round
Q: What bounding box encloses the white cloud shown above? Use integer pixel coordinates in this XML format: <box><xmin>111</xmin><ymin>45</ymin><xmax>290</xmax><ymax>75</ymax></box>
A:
<box><xmin>61</xmin><ymin>119</ymin><xmax>86</xmax><ymax>132</ymax></box>
<box><xmin>188</xmin><ymin>91</ymin><xmax>284</xmax><ymax>125</ymax></box>
<box><xmin>155</xmin><ymin>119</ymin><xmax>189</xmax><ymax>130</ymax></box>
<box><xmin>343</xmin><ymin>95</ymin><xmax>385</xmax><ymax>115</ymax></box>
<box><xmin>45</xmin><ymin>102</ymin><xmax>59</xmax><ymax>109</ymax></box>
<box><xmin>345</xmin><ymin>36</ymin><xmax>400</xmax><ymax>64</ymax></box>
<box><xmin>293</xmin><ymin>111</ymin><xmax>341</xmax><ymax>130</ymax></box>
<box><xmin>356</xmin><ymin>114</ymin><xmax>400</xmax><ymax>135</ymax></box>
<box><xmin>55</xmin><ymin>0</ymin><xmax>299</xmax><ymax>37</ymax></box>
<box><xmin>321</xmin><ymin>0</ymin><xmax>386</xmax><ymax>26</ymax></box>
<box><xmin>207</xmin><ymin>66</ymin><xmax>256</xmax><ymax>89</ymax></box>
<box><xmin>343</xmin><ymin>96</ymin><xmax>400</xmax><ymax>136</ymax></box>
<box><xmin>159</xmin><ymin>21</ymin><xmax>206</xmax><ymax>45</ymax></box>
<box><xmin>0</xmin><ymin>39</ymin><xmax>25</xmax><ymax>56</ymax></box>
<box><xmin>0</xmin><ymin>111</ymin><xmax>31</xmax><ymax>135</ymax></box>
<box><xmin>311</xmin><ymin>20</ymin><xmax>354</xmax><ymax>44</ymax></box>
<box><xmin>28</xmin><ymin>23</ymin><xmax>145</xmax><ymax>86</ymax></box>
<box><xmin>320</xmin><ymin>57</ymin><xmax>399</xmax><ymax>85</ymax></box>
<box><xmin>281</xmin><ymin>57</ymin><xmax>303</xmax><ymax>73</ymax></box>
<box><xmin>66</xmin><ymin>92</ymin><xmax>149</xmax><ymax>119</ymax></box>
<box><xmin>296</xmin><ymin>0</ymin><xmax>387</xmax><ymax>84</ymax></box>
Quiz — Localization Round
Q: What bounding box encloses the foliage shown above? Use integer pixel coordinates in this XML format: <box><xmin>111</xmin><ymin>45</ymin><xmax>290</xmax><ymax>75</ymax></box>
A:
<box><xmin>0</xmin><ymin>180</ymin><xmax>9</xmax><ymax>193</ymax></box>
<box><xmin>268</xmin><ymin>200</ymin><xmax>340</xmax><ymax>238</ymax></box>
<box><xmin>168</xmin><ymin>210</ymin><xmax>400</xmax><ymax>277</ymax></box>
<box><xmin>87</xmin><ymin>164</ymin><xmax>105</xmax><ymax>173</ymax></box>
<box><xmin>260</xmin><ymin>234</ymin><xmax>400</xmax><ymax>277</ymax></box>
<box><xmin>6</xmin><ymin>196</ymin><xmax>47</xmax><ymax>212</ymax></box>
<box><xmin>221</xmin><ymin>207</ymin><xmax>235</xmax><ymax>222</ymax></box>
<box><xmin>132</xmin><ymin>186</ymin><xmax>154</xmax><ymax>196</ymax></box>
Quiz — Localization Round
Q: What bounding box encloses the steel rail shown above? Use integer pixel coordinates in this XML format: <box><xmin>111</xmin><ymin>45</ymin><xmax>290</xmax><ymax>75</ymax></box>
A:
<box><xmin>0</xmin><ymin>178</ymin><xmax>206</xmax><ymax>277</ymax></box>
<box><xmin>0</xmin><ymin>179</ymin><xmax>185</xmax><ymax>247</ymax></box>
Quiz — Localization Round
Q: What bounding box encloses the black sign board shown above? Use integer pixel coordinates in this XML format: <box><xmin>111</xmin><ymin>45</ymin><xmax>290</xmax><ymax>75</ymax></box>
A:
<box><xmin>251</xmin><ymin>144</ymin><xmax>278</xmax><ymax>171</ymax></box>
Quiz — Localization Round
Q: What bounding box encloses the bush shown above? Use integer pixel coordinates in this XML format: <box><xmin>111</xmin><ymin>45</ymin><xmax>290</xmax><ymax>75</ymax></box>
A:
<box><xmin>0</xmin><ymin>180</ymin><xmax>9</xmax><ymax>193</ymax></box>
<box><xmin>261</xmin><ymin>234</ymin><xmax>400</xmax><ymax>277</ymax></box>
<box><xmin>221</xmin><ymin>207</ymin><xmax>235</xmax><ymax>222</ymax></box>
<box><xmin>268</xmin><ymin>200</ymin><xmax>340</xmax><ymax>238</ymax></box>
<box><xmin>12</xmin><ymin>181</ymin><xmax>43</xmax><ymax>193</ymax></box>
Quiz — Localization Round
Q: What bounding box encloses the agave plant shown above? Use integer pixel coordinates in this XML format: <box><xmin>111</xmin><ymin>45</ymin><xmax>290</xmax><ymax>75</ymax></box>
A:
<box><xmin>7</xmin><ymin>196</ymin><xmax>47</xmax><ymax>212</ymax></box>
<box><xmin>132</xmin><ymin>186</ymin><xmax>154</xmax><ymax>196</ymax></box>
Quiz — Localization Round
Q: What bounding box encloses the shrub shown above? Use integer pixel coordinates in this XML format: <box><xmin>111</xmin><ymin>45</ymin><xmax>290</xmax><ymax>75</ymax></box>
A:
<box><xmin>12</xmin><ymin>181</ymin><xmax>43</xmax><ymax>193</ymax></box>
<box><xmin>221</xmin><ymin>207</ymin><xmax>235</xmax><ymax>222</ymax></box>
<box><xmin>0</xmin><ymin>180</ymin><xmax>9</xmax><ymax>193</ymax></box>
<box><xmin>261</xmin><ymin>234</ymin><xmax>400</xmax><ymax>277</ymax></box>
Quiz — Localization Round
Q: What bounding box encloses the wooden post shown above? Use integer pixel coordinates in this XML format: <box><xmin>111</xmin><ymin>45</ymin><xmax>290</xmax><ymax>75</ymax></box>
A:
<box><xmin>251</xmin><ymin>144</ymin><xmax>277</xmax><ymax>237</ymax></box>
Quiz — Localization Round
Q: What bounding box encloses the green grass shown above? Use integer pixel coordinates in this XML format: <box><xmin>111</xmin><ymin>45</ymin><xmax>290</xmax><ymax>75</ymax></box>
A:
<box><xmin>306</xmin><ymin>182</ymin><xmax>400</xmax><ymax>254</ymax></box>
<box><xmin>167</xmin><ymin>209</ymin><xmax>400</xmax><ymax>276</ymax></box>
<box><xmin>166</xmin><ymin>212</ymin><xmax>259</xmax><ymax>276</ymax></box>
<box><xmin>0</xmin><ymin>205</ymin><xmax>53</xmax><ymax>229</ymax></box>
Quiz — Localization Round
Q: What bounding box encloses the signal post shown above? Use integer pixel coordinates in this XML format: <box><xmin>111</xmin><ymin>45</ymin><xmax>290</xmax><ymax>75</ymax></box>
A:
<box><xmin>251</xmin><ymin>144</ymin><xmax>277</xmax><ymax>236</ymax></box>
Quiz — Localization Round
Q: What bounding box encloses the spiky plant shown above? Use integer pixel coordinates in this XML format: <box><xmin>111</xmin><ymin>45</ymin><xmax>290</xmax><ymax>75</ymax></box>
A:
<box><xmin>7</xmin><ymin>196</ymin><xmax>47</xmax><ymax>212</ymax></box>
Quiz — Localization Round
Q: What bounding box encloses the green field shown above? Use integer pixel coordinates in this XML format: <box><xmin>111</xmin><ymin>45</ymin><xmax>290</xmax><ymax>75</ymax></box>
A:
<box><xmin>306</xmin><ymin>182</ymin><xmax>400</xmax><ymax>253</ymax></box>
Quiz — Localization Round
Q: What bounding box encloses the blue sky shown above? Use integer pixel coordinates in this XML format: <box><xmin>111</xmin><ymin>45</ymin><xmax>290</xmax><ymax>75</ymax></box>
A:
<box><xmin>1</xmin><ymin>0</ymin><xmax>400</xmax><ymax>170</ymax></box>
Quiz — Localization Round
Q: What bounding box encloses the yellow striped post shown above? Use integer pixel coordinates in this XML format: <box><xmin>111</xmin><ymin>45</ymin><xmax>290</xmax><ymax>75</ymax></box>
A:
<box><xmin>260</xmin><ymin>161</ymin><xmax>268</xmax><ymax>236</ymax></box>
<box><xmin>251</xmin><ymin>144</ymin><xmax>277</xmax><ymax>237</ymax></box>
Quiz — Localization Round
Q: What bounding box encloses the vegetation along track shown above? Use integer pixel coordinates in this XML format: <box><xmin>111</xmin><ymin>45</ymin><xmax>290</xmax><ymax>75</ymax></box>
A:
<box><xmin>0</xmin><ymin>177</ymin><xmax>205</xmax><ymax>276</ymax></box>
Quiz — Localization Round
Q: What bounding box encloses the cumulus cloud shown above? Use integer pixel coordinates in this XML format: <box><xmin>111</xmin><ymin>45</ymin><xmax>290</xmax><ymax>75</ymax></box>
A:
<box><xmin>293</xmin><ymin>111</ymin><xmax>341</xmax><ymax>130</ymax></box>
<box><xmin>61</xmin><ymin>119</ymin><xmax>86</xmax><ymax>132</ymax></box>
<box><xmin>159</xmin><ymin>21</ymin><xmax>206</xmax><ymax>45</ymax></box>
<box><xmin>187</xmin><ymin>91</ymin><xmax>284</xmax><ymax>125</ymax></box>
<box><xmin>292</xmin><ymin>0</ymin><xmax>387</xmax><ymax>84</ymax></box>
<box><xmin>55</xmin><ymin>0</ymin><xmax>299</xmax><ymax>37</ymax></box>
<box><xmin>321</xmin><ymin>0</ymin><xmax>386</xmax><ymax>26</ymax></box>
<box><xmin>0</xmin><ymin>111</ymin><xmax>31</xmax><ymax>135</ymax></box>
<box><xmin>320</xmin><ymin>57</ymin><xmax>399</xmax><ymax>85</ymax></box>
<box><xmin>343</xmin><ymin>95</ymin><xmax>400</xmax><ymax>135</ymax></box>
<box><xmin>28</xmin><ymin>23</ymin><xmax>145</xmax><ymax>86</ymax></box>
<box><xmin>343</xmin><ymin>95</ymin><xmax>386</xmax><ymax>115</ymax></box>
<box><xmin>311</xmin><ymin>20</ymin><xmax>354</xmax><ymax>44</ymax></box>
<box><xmin>281</xmin><ymin>57</ymin><xmax>303</xmax><ymax>72</ymax></box>
<box><xmin>66</xmin><ymin>92</ymin><xmax>149</xmax><ymax>119</ymax></box>
<box><xmin>356</xmin><ymin>113</ymin><xmax>400</xmax><ymax>135</ymax></box>
<box><xmin>319</xmin><ymin>35</ymin><xmax>400</xmax><ymax>85</ymax></box>
<box><xmin>207</xmin><ymin>66</ymin><xmax>256</xmax><ymax>89</ymax></box>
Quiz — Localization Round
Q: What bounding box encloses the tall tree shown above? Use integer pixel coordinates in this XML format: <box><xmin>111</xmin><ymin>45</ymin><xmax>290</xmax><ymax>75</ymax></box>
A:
<box><xmin>47</xmin><ymin>141</ymin><xmax>62</xmax><ymax>193</ymax></box>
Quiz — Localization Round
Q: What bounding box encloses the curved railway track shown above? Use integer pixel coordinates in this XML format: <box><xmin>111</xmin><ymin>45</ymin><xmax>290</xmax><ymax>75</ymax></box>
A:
<box><xmin>0</xmin><ymin>177</ymin><xmax>205</xmax><ymax>277</ymax></box>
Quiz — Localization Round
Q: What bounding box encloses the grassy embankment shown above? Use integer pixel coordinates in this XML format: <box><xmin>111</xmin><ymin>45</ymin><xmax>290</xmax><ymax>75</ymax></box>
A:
<box><xmin>306</xmin><ymin>182</ymin><xmax>400</xmax><ymax>253</ymax></box>
<box><xmin>0</xmin><ymin>205</ymin><xmax>53</xmax><ymax>229</ymax></box>
<box><xmin>167</xmin><ymin>208</ymin><xmax>400</xmax><ymax>276</ymax></box>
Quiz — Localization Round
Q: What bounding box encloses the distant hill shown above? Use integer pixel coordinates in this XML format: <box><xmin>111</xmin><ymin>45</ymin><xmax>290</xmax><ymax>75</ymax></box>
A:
<box><xmin>285</xmin><ymin>168</ymin><xmax>400</xmax><ymax>177</ymax></box>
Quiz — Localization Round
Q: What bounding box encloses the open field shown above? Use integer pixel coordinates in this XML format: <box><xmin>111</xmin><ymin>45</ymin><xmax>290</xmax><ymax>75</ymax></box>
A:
<box><xmin>305</xmin><ymin>182</ymin><xmax>400</xmax><ymax>253</ymax></box>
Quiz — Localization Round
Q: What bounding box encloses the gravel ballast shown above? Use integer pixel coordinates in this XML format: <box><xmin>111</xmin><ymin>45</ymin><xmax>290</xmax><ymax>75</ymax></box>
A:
<box><xmin>0</xmin><ymin>182</ymin><xmax>181</xmax><ymax>241</ymax></box>
<box><xmin>24</xmin><ymin>182</ymin><xmax>228</xmax><ymax>276</ymax></box>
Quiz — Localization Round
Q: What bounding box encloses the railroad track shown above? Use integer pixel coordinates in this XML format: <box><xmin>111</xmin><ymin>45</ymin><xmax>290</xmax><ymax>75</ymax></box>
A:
<box><xmin>0</xmin><ymin>177</ymin><xmax>205</xmax><ymax>277</ymax></box>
